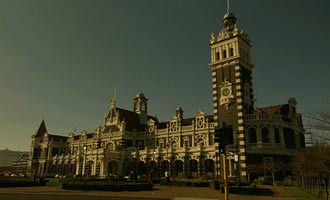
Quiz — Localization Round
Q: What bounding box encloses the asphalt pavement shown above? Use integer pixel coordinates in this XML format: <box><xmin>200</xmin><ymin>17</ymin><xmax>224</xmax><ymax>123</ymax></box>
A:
<box><xmin>0</xmin><ymin>185</ymin><xmax>296</xmax><ymax>200</ymax></box>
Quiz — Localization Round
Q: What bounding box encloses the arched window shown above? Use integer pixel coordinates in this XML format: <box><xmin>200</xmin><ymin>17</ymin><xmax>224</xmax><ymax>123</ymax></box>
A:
<box><xmin>274</xmin><ymin>128</ymin><xmax>281</xmax><ymax>143</ymax></box>
<box><xmin>262</xmin><ymin>127</ymin><xmax>270</xmax><ymax>143</ymax></box>
<box><xmin>248</xmin><ymin>128</ymin><xmax>257</xmax><ymax>143</ymax></box>
<box><xmin>197</xmin><ymin>138</ymin><xmax>205</xmax><ymax>147</ymax></box>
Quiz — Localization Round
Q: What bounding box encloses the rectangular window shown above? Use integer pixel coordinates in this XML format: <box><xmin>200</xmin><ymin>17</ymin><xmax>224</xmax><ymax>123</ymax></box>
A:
<box><xmin>223</xmin><ymin>50</ymin><xmax>227</xmax><ymax>59</ymax></box>
<box><xmin>229</xmin><ymin>48</ymin><xmax>234</xmax><ymax>56</ymax></box>
<box><xmin>216</xmin><ymin>52</ymin><xmax>220</xmax><ymax>60</ymax></box>
<box><xmin>274</xmin><ymin>128</ymin><xmax>281</xmax><ymax>143</ymax></box>
<box><xmin>184</xmin><ymin>140</ymin><xmax>189</xmax><ymax>147</ymax></box>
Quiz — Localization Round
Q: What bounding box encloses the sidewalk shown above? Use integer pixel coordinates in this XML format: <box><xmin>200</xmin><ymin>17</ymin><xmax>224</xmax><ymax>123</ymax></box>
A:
<box><xmin>0</xmin><ymin>185</ymin><xmax>296</xmax><ymax>200</ymax></box>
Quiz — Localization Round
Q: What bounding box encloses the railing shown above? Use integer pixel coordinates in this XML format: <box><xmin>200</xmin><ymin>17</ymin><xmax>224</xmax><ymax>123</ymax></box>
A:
<box><xmin>157</xmin><ymin>129</ymin><xmax>167</xmax><ymax>134</ymax></box>
<box><xmin>244</xmin><ymin>113</ymin><xmax>281</xmax><ymax>121</ymax></box>
<box><xmin>247</xmin><ymin>143</ymin><xmax>285</xmax><ymax>149</ymax></box>
<box><xmin>182</xmin><ymin>125</ymin><xmax>193</xmax><ymax>132</ymax></box>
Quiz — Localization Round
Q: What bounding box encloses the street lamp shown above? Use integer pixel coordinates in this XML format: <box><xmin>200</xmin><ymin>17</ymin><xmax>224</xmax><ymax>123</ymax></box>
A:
<box><xmin>215</xmin><ymin>152</ymin><xmax>220</xmax><ymax>180</ymax></box>
<box><xmin>82</xmin><ymin>145</ymin><xmax>87</xmax><ymax>176</ymax></box>
<box><xmin>165</xmin><ymin>143</ymin><xmax>172</xmax><ymax>176</ymax></box>
<box><xmin>130</xmin><ymin>151</ymin><xmax>137</xmax><ymax>183</ymax></box>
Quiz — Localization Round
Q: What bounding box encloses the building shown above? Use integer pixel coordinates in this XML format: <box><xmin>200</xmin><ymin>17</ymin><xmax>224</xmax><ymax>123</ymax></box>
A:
<box><xmin>27</xmin><ymin>7</ymin><xmax>305</xmax><ymax>181</ymax></box>
<box><xmin>0</xmin><ymin>151</ymin><xmax>29</xmax><ymax>177</ymax></box>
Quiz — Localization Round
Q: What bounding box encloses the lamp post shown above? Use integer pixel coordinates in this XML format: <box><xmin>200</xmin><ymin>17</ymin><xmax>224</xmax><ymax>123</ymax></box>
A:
<box><xmin>131</xmin><ymin>151</ymin><xmax>138</xmax><ymax>182</ymax></box>
<box><xmin>150</xmin><ymin>149</ymin><xmax>156</xmax><ymax>182</ymax></box>
<box><xmin>82</xmin><ymin>145</ymin><xmax>87</xmax><ymax>176</ymax></box>
<box><xmin>216</xmin><ymin>152</ymin><xmax>219</xmax><ymax>180</ymax></box>
<box><xmin>166</xmin><ymin>143</ymin><xmax>170</xmax><ymax>175</ymax></box>
<box><xmin>234</xmin><ymin>153</ymin><xmax>239</xmax><ymax>187</ymax></box>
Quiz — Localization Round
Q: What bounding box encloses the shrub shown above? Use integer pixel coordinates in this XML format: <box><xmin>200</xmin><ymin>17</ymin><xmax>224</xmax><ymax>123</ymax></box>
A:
<box><xmin>160</xmin><ymin>179</ymin><xmax>210</xmax><ymax>187</ymax></box>
<box><xmin>62</xmin><ymin>182</ymin><xmax>153</xmax><ymax>191</ymax></box>
<box><xmin>0</xmin><ymin>177</ymin><xmax>45</xmax><ymax>187</ymax></box>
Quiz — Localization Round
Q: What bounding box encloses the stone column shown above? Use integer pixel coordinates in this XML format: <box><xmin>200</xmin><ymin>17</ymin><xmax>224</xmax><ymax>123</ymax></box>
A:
<box><xmin>270</xmin><ymin>128</ymin><xmax>276</xmax><ymax>147</ymax></box>
<box><xmin>75</xmin><ymin>158</ymin><xmax>80</xmax><ymax>175</ymax></box>
<box><xmin>256</xmin><ymin>127</ymin><xmax>262</xmax><ymax>147</ymax></box>
<box><xmin>101</xmin><ymin>159</ymin><xmax>107</xmax><ymax>177</ymax></box>
<box><xmin>92</xmin><ymin>159</ymin><xmax>96</xmax><ymax>175</ymax></box>
<box><xmin>280</xmin><ymin>127</ymin><xmax>285</xmax><ymax>147</ymax></box>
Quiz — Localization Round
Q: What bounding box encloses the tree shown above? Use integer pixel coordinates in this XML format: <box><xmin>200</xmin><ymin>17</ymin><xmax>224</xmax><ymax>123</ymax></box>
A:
<box><xmin>293</xmin><ymin>144</ymin><xmax>330</xmax><ymax>199</ymax></box>
<box><xmin>307</xmin><ymin>104</ymin><xmax>330</xmax><ymax>142</ymax></box>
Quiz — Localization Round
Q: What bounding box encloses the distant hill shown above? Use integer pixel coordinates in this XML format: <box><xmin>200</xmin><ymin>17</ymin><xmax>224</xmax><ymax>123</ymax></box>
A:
<box><xmin>0</xmin><ymin>149</ymin><xmax>28</xmax><ymax>166</ymax></box>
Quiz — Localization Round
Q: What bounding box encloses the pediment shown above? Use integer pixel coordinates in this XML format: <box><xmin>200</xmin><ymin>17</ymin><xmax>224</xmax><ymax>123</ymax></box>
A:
<box><xmin>196</xmin><ymin>111</ymin><xmax>205</xmax><ymax>116</ymax></box>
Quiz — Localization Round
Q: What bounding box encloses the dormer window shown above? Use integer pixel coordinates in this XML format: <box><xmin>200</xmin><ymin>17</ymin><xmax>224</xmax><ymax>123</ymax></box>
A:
<box><xmin>141</xmin><ymin>102</ymin><xmax>146</xmax><ymax>112</ymax></box>
<box><xmin>135</xmin><ymin>103</ymin><xmax>140</xmax><ymax>112</ymax></box>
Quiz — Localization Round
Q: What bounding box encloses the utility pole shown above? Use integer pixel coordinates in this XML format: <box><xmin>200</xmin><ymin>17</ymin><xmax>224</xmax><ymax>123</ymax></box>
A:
<box><xmin>222</xmin><ymin>150</ymin><xmax>229</xmax><ymax>200</ymax></box>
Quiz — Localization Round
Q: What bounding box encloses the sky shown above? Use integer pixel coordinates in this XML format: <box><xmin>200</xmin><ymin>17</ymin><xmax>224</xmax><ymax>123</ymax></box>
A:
<box><xmin>0</xmin><ymin>0</ymin><xmax>329</xmax><ymax>151</ymax></box>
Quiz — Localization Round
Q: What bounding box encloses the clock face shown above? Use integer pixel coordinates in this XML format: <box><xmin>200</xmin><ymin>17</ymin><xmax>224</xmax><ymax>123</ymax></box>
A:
<box><xmin>222</xmin><ymin>88</ymin><xmax>231</xmax><ymax>96</ymax></box>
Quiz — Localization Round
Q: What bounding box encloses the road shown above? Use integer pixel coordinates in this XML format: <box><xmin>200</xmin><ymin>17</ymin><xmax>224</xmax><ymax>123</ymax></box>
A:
<box><xmin>0</xmin><ymin>194</ymin><xmax>167</xmax><ymax>200</ymax></box>
<box><xmin>0</xmin><ymin>185</ymin><xmax>296</xmax><ymax>200</ymax></box>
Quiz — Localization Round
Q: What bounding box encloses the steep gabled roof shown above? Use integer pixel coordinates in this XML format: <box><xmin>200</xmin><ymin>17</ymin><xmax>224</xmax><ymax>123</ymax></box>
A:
<box><xmin>257</xmin><ymin>104</ymin><xmax>290</xmax><ymax>116</ymax></box>
<box><xmin>48</xmin><ymin>134</ymin><xmax>67</xmax><ymax>142</ymax></box>
<box><xmin>157</xmin><ymin>122</ymin><xmax>168</xmax><ymax>129</ymax></box>
<box><xmin>113</xmin><ymin>108</ymin><xmax>158</xmax><ymax>132</ymax></box>
<box><xmin>257</xmin><ymin>105</ymin><xmax>284</xmax><ymax>114</ymax></box>
<box><xmin>34</xmin><ymin>119</ymin><xmax>48</xmax><ymax>137</ymax></box>
<box><xmin>157</xmin><ymin>115</ymin><xmax>214</xmax><ymax>128</ymax></box>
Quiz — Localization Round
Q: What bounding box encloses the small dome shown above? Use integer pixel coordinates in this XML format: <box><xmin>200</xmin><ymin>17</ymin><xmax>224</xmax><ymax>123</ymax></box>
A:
<box><xmin>223</xmin><ymin>11</ymin><xmax>236</xmax><ymax>20</ymax></box>
<box><xmin>176</xmin><ymin>107</ymin><xmax>183</xmax><ymax>111</ymax></box>
<box><xmin>136</xmin><ymin>92</ymin><xmax>146</xmax><ymax>99</ymax></box>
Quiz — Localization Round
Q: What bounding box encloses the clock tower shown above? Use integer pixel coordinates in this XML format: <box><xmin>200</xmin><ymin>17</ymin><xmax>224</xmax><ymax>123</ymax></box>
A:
<box><xmin>209</xmin><ymin>7</ymin><xmax>254</xmax><ymax>180</ymax></box>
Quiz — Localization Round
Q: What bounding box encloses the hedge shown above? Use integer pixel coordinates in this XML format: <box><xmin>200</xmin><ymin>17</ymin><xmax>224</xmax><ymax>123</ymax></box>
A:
<box><xmin>62</xmin><ymin>182</ymin><xmax>153</xmax><ymax>191</ymax></box>
<box><xmin>0</xmin><ymin>178</ymin><xmax>45</xmax><ymax>187</ymax></box>
<box><xmin>162</xmin><ymin>180</ymin><xmax>210</xmax><ymax>187</ymax></box>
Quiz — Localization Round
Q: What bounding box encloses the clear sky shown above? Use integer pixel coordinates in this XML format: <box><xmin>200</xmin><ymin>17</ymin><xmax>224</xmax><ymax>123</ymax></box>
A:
<box><xmin>0</xmin><ymin>0</ymin><xmax>329</xmax><ymax>151</ymax></box>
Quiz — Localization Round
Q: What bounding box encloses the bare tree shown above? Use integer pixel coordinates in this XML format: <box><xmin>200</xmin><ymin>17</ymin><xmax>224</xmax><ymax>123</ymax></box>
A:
<box><xmin>306</xmin><ymin>104</ymin><xmax>330</xmax><ymax>142</ymax></box>
<box><xmin>293</xmin><ymin>144</ymin><xmax>330</xmax><ymax>200</ymax></box>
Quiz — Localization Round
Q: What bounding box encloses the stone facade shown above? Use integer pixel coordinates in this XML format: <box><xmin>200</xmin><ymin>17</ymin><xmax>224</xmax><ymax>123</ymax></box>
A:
<box><xmin>27</xmin><ymin>99</ymin><xmax>218</xmax><ymax>179</ymax></box>
<box><xmin>27</xmin><ymin>8</ymin><xmax>305</xmax><ymax>181</ymax></box>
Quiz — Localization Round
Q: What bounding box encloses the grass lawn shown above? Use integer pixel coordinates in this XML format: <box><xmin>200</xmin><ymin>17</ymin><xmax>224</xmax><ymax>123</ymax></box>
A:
<box><xmin>283</xmin><ymin>187</ymin><xmax>317</xmax><ymax>200</ymax></box>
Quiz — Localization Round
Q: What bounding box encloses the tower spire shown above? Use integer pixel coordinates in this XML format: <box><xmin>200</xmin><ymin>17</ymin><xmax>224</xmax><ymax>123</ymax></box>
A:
<box><xmin>227</xmin><ymin>0</ymin><xmax>230</xmax><ymax>12</ymax></box>
<box><xmin>113</xmin><ymin>86</ymin><xmax>117</xmax><ymax>101</ymax></box>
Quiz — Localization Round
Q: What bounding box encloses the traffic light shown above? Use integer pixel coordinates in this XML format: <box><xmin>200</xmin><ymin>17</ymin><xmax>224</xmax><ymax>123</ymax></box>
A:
<box><xmin>214</xmin><ymin>126</ymin><xmax>233</xmax><ymax>154</ymax></box>
<box><xmin>219</xmin><ymin>143</ymin><xmax>226</xmax><ymax>154</ymax></box>
<box><xmin>220</xmin><ymin>126</ymin><xmax>233</xmax><ymax>145</ymax></box>
<box><xmin>214</xmin><ymin>128</ymin><xmax>221</xmax><ymax>143</ymax></box>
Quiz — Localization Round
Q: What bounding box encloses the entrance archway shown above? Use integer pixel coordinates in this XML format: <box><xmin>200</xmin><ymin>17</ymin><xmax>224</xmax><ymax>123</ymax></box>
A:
<box><xmin>205</xmin><ymin>159</ymin><xmax>215</xmax><ymax>173</ymax></box>
<box><xmin>108</xmin><ymin>160</ymin><xmax>118</xmax><ymax>175</ymax></box>
<box><xmin>85</xmin><ymin>161</ymin><xmax>94</xmax><ymax>176</ymax></box>
<box><xmin>189</xmin><ymin>159</ymin><xmax>198</xmax><ymax>178</ymax></box>
<box><xmin>174</xmin><ymin>160</ymin><xmax>183</xmax><ymax>176</ymax></box>
<box><xmin>137</xmin><ymin>161</ymin><xmax>146</xmax><ymax>175</ymax></box>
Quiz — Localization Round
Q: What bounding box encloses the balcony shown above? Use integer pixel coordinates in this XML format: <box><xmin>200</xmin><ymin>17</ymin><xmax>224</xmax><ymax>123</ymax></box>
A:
<box><xmin>246</xmin><ymin>143</ymin><xmax>292</xmax><ymax>156</ymax></box>
<box><xmin>244</xmin><ymin>113</ymin><xmax>281</xmax><ymax>121</ymax></box>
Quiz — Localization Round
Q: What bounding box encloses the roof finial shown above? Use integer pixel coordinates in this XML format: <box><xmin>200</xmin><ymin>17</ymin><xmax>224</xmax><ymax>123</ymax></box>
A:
<box><xmin>227</xmin><ymin>0</ymin><xmax>230</xmax><ymax>12</ymax></box>
<box><xmin>114</xmin><ymin>86</ymin><xmax>117</xmax><ymax>101</ymax></box>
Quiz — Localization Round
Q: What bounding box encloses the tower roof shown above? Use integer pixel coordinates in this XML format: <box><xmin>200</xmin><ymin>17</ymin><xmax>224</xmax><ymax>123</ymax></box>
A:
<box><xmin>135</xmin><ymin>91</ymin><xmax>147</xmax><ymax>100</ymax></box>
<box><xmin>34</xmin><ymin>119</ymin><xmax>48</xmax><ymax>137</ymax></box>
<box><xmin>223</xmin><ymin>11</ymin><xmax>236</xmax><ymax>21</ymax></box>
